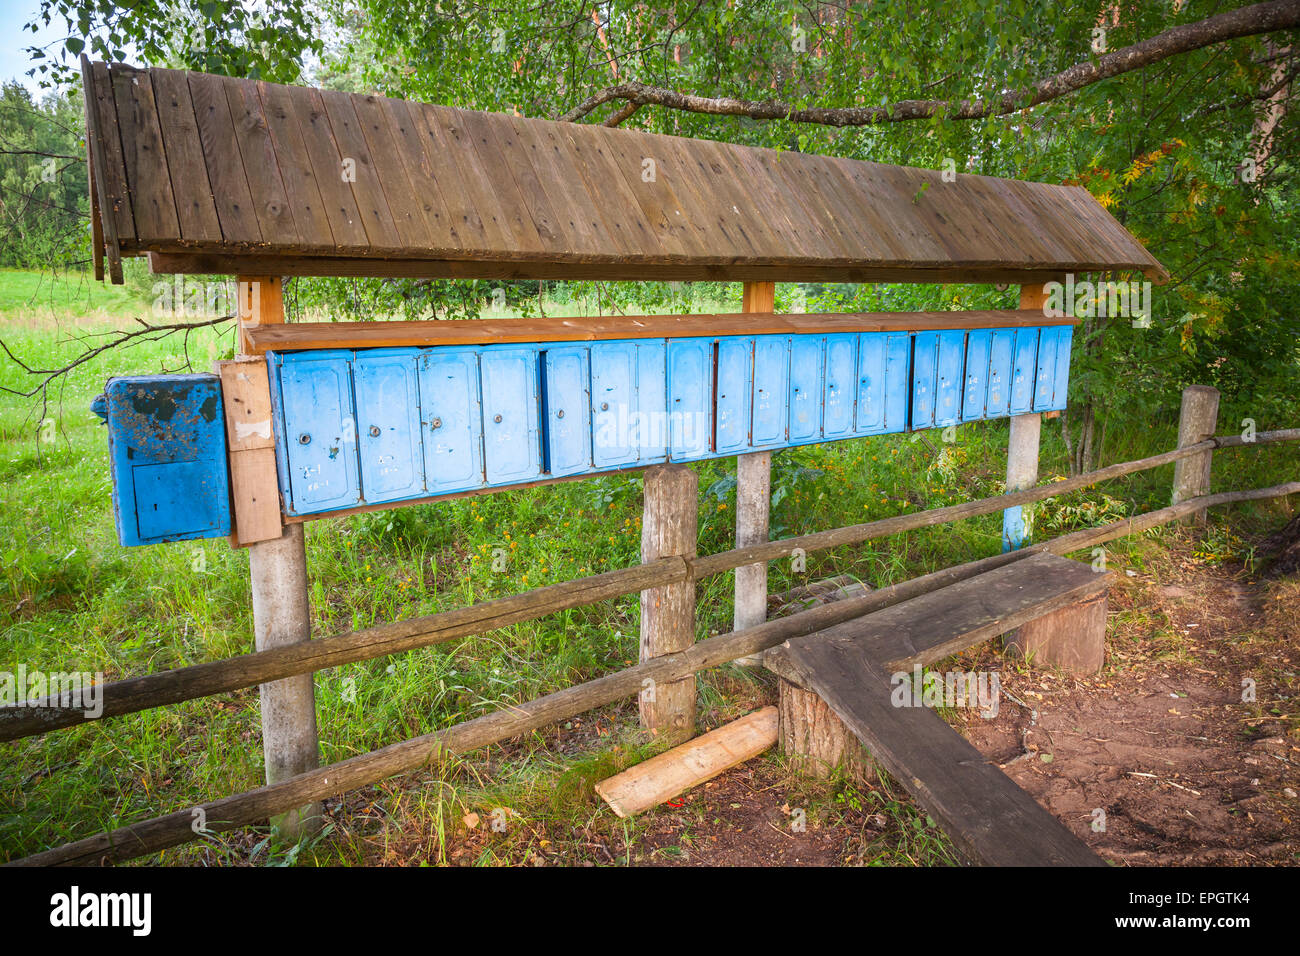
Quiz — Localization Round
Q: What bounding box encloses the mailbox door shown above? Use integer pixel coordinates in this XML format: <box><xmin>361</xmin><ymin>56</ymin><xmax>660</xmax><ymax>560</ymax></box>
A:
<box><xmin>480</xmin><ymin>347</ymin><xmax>541</xmax><ymax>485</ymax></box>
<box><xmin>274</xmin><ymin>350</ymin><xmax>360</xmax><ymax>514</ymax></box>
<box><xmin>788</xmin><ymin>335</ymin><xmax>823</xmax><ymax>444</ymax></box>
<box><xmin>715</xmin><ymin>336</ymin><xmax>753</xmax><ymax>455</ymax></box>
<box><xmin>963</xmin><ymin>330</ymin><xmax>991</xmax><ymax>422</ymax></box>
<box><xmin>667</xmin><ymin>338</ymin><xmax>711</xmax><ymax>461</ymax></box>
<box><xmin>543</xmin><ymin>345</ymin><xmax>592</xmax><ymax>477</ymax></box>
<box><xmin>751</xmin><ymin>335</ymin><xmax>790</xmax><ymax>449</ymax></box>
<box><xmin>635</xmin><ymin>341</ymin><xmax>669</xmax><ymax>464</ymax></box>
<box><xmin>854</xmin><ymin>332</ymin><xmax>910</xmax><ymax>435</ymax></box>
<box><xmin>354</xmin><ymin>349</ymin><xmax>425</xmax><ymax>504</ymax></box>
<box><xmin>1009</xmin><ymin>328</ymin><xmax>1039</xmax><ymax>415</ymax></box>
<box><xmin>934</xmin><ymin>330</ymin><xmax>965</xmax><ymax>428</ymax></box>
<box><xmin>1033</xmin><ymin>326</ymin><xmax>1068</xmax><ymax>412</ymax></box>
<box><xmin>823</xmin><ymin>333</ymin><xmax>857</xmax><ymax>439</ymax></box>
<box><xmin>1051</xmin><ymin>325</ymin><xmax>1073</xmax><ymax>411</ymax></box>
<box><xmin>590</xmin><ymin>341</ymin><xmax>638</xmax><ymax>469</ymax></box>
<box><xmin>418</xmin><ymin>349</ymin><xmax>483</xmax><ymax>494</ymax></box>
<box><xmin>985</xmin><ymin>329</ymin><xmax>1015</xmax><ymax>418</ymax></box>
<box><xmin>911</xmin><ymin>332</ymin><xmax>939</xmax><ymax>430</ymax></box>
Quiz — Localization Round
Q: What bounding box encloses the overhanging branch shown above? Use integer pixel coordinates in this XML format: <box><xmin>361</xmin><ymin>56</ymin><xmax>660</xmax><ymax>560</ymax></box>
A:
<box><xmin>559</xmin><ymin>0</ymin><xmax>1300</xmax><ymax>126</ymax></box>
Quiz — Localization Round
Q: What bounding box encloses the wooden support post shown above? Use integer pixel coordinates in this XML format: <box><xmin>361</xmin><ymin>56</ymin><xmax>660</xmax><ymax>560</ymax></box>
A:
<box><xmin>236</xmin><ymin>273</ymin><xmax>318</xmax><ymax>837</ymax></box>
<box><xmin>1006</xmin><ymin>590</ymin><xmax>1108</xmax><ymax>675</ymax></box>
<box><xmin>1172</xmin><ymin>385</ymin><xmax>1221</xmax><ymax>526</ymax></box>
<box><xmin>777</xmin><ymin>676</ymin><xmax>874</xmax><ymax>779</ymax></box>
<box><xmin>640</xmin><ymin>464</ymin><xmax>698</xmax><ymax>742</ymax></box>
<box><xmin>1003</xmin><ymin>281</ymin><xmax>1049</xmax><ymax>551</ymax></box>
<box><xmin>734</xmin><ymin>451</ymin><xmax>771</xmax><ymax>665</ymax></box>
<box><xmin>236</xmin><ymin>275</ymin><xmax>284</xmax><ymax>355</ymax></box>
<box><xmin>735</xmin><ymin>281</ymin><xmax>776</xmax><ymax>665</ymax></box>
<box><xmin>249</xmin><ymin>522</ymin><xmax>321</xmax><ymax>838</ymax></box>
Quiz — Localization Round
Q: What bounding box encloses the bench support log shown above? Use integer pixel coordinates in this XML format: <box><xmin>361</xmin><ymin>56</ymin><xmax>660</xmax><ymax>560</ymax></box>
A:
<box><xmin>777</xmin><ymin>675</ymin><xmax>874</xmax><ymax>779</ymax></box>
<box><xmin>1006</xmin><ymin>589</ymin><xmax>1108</xmax><ymax>675</ymax></box>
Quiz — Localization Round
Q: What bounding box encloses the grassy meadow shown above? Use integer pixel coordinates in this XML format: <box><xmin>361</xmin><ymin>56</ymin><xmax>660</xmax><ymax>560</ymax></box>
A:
<box><xmin>0</xmin><ymin>267</ymin><xmax>1295</xmax><ymax>866</ymax></box>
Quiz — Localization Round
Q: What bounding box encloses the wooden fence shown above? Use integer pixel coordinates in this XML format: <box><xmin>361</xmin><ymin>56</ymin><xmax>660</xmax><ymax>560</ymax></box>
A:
<box><xmin>4</xmin><ymin>407</ymin><xmax>1296</xmax><ymax>866</ymax></box>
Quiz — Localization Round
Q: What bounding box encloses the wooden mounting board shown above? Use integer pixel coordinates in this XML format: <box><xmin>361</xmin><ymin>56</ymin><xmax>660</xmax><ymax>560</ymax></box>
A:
<box><xmin>244</xmin><ymin>309</ymin><xmax>1076</xmax><ymax>354</ymax></box>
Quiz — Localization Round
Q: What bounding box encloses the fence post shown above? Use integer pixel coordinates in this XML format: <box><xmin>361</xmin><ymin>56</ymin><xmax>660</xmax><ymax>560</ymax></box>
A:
<box><xmin>249</xmin><ymin>523</ymin><xmax>321</xmax><ymax>836</ymax></box>
<box><xmin>640</xmin><ymin>464</ymin><xmax>698</xmax><ymax>741</ymax></box>
<box><xmin>1172</xmin><ymin>385</ymin><xmax>1221</xmax><ymax>525</ymax></box>
<box><xmin>735</xmin><ymin>281</ymin><xmax>776</xmax><ymax>664</ymax></box>
<box><xmin>237</xmin><ymin>274</ymin><xmax>321</xmax><ymax>838</ymax></box>
<box><xmin>1003</xmin><ymin>281</ymin><xmax>1048</xmax><ymax>551</ymax></box>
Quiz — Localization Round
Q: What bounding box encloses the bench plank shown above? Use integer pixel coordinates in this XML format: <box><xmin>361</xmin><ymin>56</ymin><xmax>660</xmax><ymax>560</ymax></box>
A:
<box><xmin>764</xmin><ymin>552</ymin><xmax>1112</xmax><ymax>866</ymax></box>
<box><xmin>772</xmin><ymin>641</ymin><xmax>1104</xmax><ymax>866</ymax></box>
<box><xmin>767</xmin><ymin>552</ymin><xmax>1111</xmax><ymax>679</ymax></box>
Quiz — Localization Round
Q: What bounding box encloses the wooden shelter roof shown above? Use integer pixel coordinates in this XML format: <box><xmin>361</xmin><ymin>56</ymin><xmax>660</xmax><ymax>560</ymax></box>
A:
<box><xmin>82</xmin><ymin>58</ymin><xmax>1168</xmax><ymax>286</ymax></box>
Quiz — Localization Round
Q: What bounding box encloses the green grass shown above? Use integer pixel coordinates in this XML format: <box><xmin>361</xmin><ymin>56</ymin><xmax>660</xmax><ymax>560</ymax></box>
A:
<box><xmin>0</xmin><ymin>267</ymin><xmax>1295</xmax><ymax>865</ymax></box>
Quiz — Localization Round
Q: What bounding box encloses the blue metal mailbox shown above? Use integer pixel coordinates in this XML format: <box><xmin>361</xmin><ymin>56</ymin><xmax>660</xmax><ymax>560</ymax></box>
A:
<box><xmin>666</xmin><ymin>338</ymin><xmax>712</xmax><ymax>461</ymax></box>
<box><xmin>270</xmin><ymin>349</ymin><xmax>360</xmax><ymax>515</ymax></box>
<box><xmin>823</xmin><ymin>333</ymin><xmax>857</xmax><ymax>440</ymax></box>
<box><xmin>354</xmin><ymin>348</ymin><xmax>425</xmax><ymax>504</ymax></box>
<box><xmin>752</xmin><ymin>335</ymin><xmax>791</xmax><ymax>449</ymax></box>
<box><xmin>788</xmin><ymin>335</ymin><xmax>823</xmax><ymax>444</ymax></box>
<box><xmin>418</xmin><ymin>348</ymin><xmax>484</xmax><ymax>495</ymax></box>
<box><xmin>480</xmin><ymin>347</ymin><xmax>542</xmax><ymax>485</ymax></box>
<box><xmin>715</xmin><ymin>337</ymin><xmax>754</xmax><ymax>455</ymax></box>
<box><xmin>542</xmin><ymin>345</ymin><xmax>592</xmax><ymax>477</ymax></box>
<box><xmin>92</xmin><ymin>374</ymin><xmax>231</xmax><ymax>546</ymax></box>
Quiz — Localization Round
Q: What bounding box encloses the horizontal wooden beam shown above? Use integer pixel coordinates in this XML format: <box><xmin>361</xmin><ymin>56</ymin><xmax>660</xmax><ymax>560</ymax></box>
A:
<box><xmin>244</xmin><ymin>309</ymin><xmax>1075</xmax><ymax>354</ymax></box>
<box><xmin>145</xmin><ymin>251</ymin><xmax>1128</xmax><ymax>286</ymax></box>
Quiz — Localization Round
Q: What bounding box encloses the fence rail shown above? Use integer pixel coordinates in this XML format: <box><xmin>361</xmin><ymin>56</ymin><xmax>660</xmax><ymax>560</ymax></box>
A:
<box><xmin>4</xmin><ymin>420</ymin><xmax>1297</xmax><ymax>866</ymax></box>
<box><xmin>1</xmin><ymin>428</ymin><xmax>1294</xmax><ymax>743</ymax></box>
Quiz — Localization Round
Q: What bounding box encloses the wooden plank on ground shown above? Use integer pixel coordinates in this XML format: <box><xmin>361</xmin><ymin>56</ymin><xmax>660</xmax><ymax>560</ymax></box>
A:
<box><xmin>595</xmin><ymin>707</ymin><xmax>778</xmax><ymax>817</ymax></box>
<box><xmin>768</xmin><ymin>641</ymin><xmax>1104</xmax><ymax>866</ymax></box>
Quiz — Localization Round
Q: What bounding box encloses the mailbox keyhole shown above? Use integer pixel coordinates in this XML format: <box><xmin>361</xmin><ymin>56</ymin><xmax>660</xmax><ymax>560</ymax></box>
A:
<box><xmin>494</xmin><ymin>414</ymin><xmax>504</xmax><ymax>423</ymax></box>
<box><xmin>298</xmin><ymin>433</ymin><xmax>311</xmax><ymax>445</ymax></box>
<box><xmin>431</xmin><ymin>417</ymin><xmax>443</xmax><ymax>429</ymax></box>
<box><xmin>556</xmin><ymin>409</ymin><xmax>565</xmax><ymax>419</ymax></box>
<box><xmin>369</xmin><ymin>425</ymin><xmax>381</xmax><ymax>437</ymax></box>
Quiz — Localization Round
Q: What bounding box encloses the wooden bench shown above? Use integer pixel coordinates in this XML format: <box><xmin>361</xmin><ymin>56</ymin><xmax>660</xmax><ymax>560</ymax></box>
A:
<box><xmin>764</xmin><ymin>551</ymin><xmax>1111</xmax><ymax>867</ymax></box>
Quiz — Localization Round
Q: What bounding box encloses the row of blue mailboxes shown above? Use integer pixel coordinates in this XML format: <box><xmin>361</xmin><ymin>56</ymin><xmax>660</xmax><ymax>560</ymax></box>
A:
<box><xmin>270</xmin><ymin>326</ymin><xmax>1072</xmax><ymax>517</ymax></box>
<box><xmin>94</xmin><ymin>326</ymin><xmax>1072</xmax><ymax>545</ymax></box>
